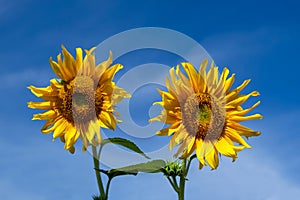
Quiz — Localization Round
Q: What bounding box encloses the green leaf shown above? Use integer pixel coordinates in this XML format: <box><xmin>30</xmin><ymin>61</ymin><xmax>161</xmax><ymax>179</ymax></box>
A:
<box><xmin>95</xmin><ymin>160</ymin><xmax>167</xmax><ymax>179</ymax></box>
<box><xmin>101</xmin><ymin>137</ymin><xmax>150</xmax><ymax>159</ymax></box>
<box><xmin>109</xmin><ymin>159</ymin><xmax>166</xmax><ymax>175</ymax></box>
<box><xmin>105</xmin><ymin>168</ymin><xmax>138</xmax><ymax>178</ymax></box>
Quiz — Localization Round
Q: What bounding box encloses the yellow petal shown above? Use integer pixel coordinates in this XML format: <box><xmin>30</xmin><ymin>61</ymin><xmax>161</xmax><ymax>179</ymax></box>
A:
<box><xmin>99</xmin><ymin>111</ymin><xmax>116</xmax><ymax>130</ymax></box>
<box><xmin>85</xmin><ymin>122</ymin><xmax>95</xmax><ymax>142</ymax></box>
<box><xmin>84</xmin><ymin>47</ymin><xmax>96</xmax><ymax>55</ymax></box>
<box><xmin>82</xmin><ymin>49</ymin><xmax>96</xmax><ymax>76</ymax></box>
<box><xmin>95</xmin><ymin>123</ymin><xmax>102</xmax><ymax>144</ymax></box>
<box><xmin>228</xmin><ymin>101</ymin><xmax>261</xmax><ymax>116</ymax></box>
<box><xmin>95</xmin><ymin>51</ymin><xmax>113</xmax><ymax>80</ymax></box>
<box><xmin>181</xmin><ymin>62</ymin><xmax>198</xmax><ymax>92</ymax></box>
<box><xmin>61</xmin><ymin>45</ymin><xmax>76</xmax><ymax>79</ymax></box>
<box><xmin>225</xmin><ymin>127</ymin><xmax>251</xmax><ymax>148</ymax></box>
<box><xmin>28</xmin><ymin>101</ymin><xmax>51</xmax><ymax>110</ymax></box>
<box><xmin>64</xmin><ymin>126</ymin><xmax>77</xmax><ymax>150</ymax></box>
<box><xmin>165</xmin><ymin>76</ymin><xmax>177</xmax><ymax>98</ymax></box>
<box><xmin>179</xmin><ymin>134</ymin><xmax>196</xmax><ymax>158</ymax></box>
<box><xmin>75</xmin><ymin>47</ymin><xmax>83</xmax><ymax>73</ymax></box>
<box><xmin>49</xmin><ymin>58</ymin><xmax>64</xmax><ymax>80</ymax></box>
<box><xmin>226</xmin><ymin>79</ymin><xmax>250</xmax><ymax>101</ymax></box>
<box><xmin>205</xmin><ymin>147</ymin><xmax>219</xmax><ymax>170</ymax></box>
<box><xmin>41</xmin><ymin>118</ymin><xmax>56</xmax><ymax>131</ymax></box>
<box><xmin>169</xmin><ymin>67</ymin><xmax>186</xmax><ymax>97</ymax></box>
<box><xmin>108</xmin><ymin>112</ymin><xmax>117</xmax><ymax>130</ymax></box>
<box><xmin>215</xmin><ymin>137</ymin><xmax>237</xmax><ymax>158</ymax></box>
<box><xmin>155</xmin><ymin>121</ymin><xmax>180</xmax><ymax>136</ymax></box>
<box><xmin>56</xmin><ymin>53</ymin><xmax>63</xmax><ymax>67</ymax></box>
<box><xmin>198</xmin><ymin>59</ymin><xmax>208</xmax><ymax>93</ymax></box>
<box><xmin>169</xmin><ymin>126</ymin><xmax>187</xmax><ymax>149</ymax></box>
<box><xmin>100</xmin><ymin>64</ymin><xmax>123</xmax><ymax>83</ymax></box>
<box><xmin>27</xmin><ymin>85</ymin><xmax>53</xmax><ymax>98</ymax></box>
<box><xmin>33</xmin><ymin>110</ymin><xmax>56</xmax><ymax>120</ymax></box>
<box><xmin>206</xmin><ymin>62</ymin><xmax>218</xmax><ymax>92</ymax></box>
<box><xmin>174</xmin><ymin>135</ymin><xmax>195</xmax><ymax>158</ymax></box>
<box><xmin>227</xmin><ymin>121</ymin><xmax>261</xmax><ymax>137</ymax></box>
<box><xmin>224</xmin><ymin>74</ymin><xmax>235</xmax><ymax>92</ymax></box>
<box><xmin>195</xmin><ymin>139</ymin><xmax>206</xmax><ymax>166</ymax></box>
<box><xmin>41</xmin><ymin>117</ymin><xmax>63</xmax><ymax>134</ymax></box>
<box><xmin>231</xmin><ymin>113</ymin><xmax>263</xmax><ymax>122</ymax></box>
<box><xmin>112</xmin><ymin>86</ymin><xmax>131</xmax><ymax>104</ymax></box>
<box><xmin>227</xmin><ymin>91</ymin><xmax>260</xmax><ymax>107</ymax></box>
<box><xmin>80</xmin><ymin>133</ymin><xmax>88</xmax><ymax>150</ymax></box>
<box><xmin>176</xmin><ymin>65</ymin><xmax>191</xmax><ymax>88</ymax></box>
<box><xmin>215</xmin><ymin>67</ymin><xmax>229</xmax><ymax>97</ymax></box>
<box><xmin>53</xmin><ymin>120</ymin><xmax>68</xmax><ymax>139</ymax></box>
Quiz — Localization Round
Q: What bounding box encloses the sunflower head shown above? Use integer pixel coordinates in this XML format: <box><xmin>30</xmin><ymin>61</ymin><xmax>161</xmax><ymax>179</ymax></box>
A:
<box><xmin>150</xmin><ymin>59</ymin><xmax>262</xmax><ymax>170</ymax></box>
<box><xmin>28</xmin><ymin>46</ymin><xmax>131</xmax><ymax>153</ymax></box>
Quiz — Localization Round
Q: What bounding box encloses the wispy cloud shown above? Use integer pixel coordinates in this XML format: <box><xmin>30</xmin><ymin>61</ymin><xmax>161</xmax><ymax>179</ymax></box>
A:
<box><xmin>0</xmin><ymin>126</ymin><xmax>96</xmax><ymax>200</ymax></box>
<box><xmin>186</xmin><ymin>150</ymin><xmax>300</xmax><ymax>200</ymax></box>
<box><xmin>0</xmin><ymin>180</ymin><xmax>48</xmax><ymax>200</ymax></box>
<box><xmin>101</xmin><ymin>149</ymin><xmax>300</xmax><ymax>200</ymax></box>
<box><xmin>0</xmin><ymin>0</ymin><xmax>30</xmax><ymax>21</ymax></box>
<box><xmin>0</xmin><ymin>67</ymin><xmax>53</xmax><ymax>90</ymax></box>
<box><xmin>201</xmin><ymin>28</ymin><xmax>275</xmax><ymax>64</ymax></box>
<box><xmin>3</xmin><ymin>99</ymin><xmax>299</xmax><ymax>200</ymax></box>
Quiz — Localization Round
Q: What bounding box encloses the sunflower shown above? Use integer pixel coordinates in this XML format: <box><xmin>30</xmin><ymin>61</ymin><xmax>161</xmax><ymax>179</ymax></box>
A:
<box><xmin>150</xmin><ymin>60</ymin><xmax>262</xmax><ymax>169</ymax></box>
<box><xmin>28</xmin><ymin>46</ymin><xmax>130</xmax><ymax>153</ymax></box>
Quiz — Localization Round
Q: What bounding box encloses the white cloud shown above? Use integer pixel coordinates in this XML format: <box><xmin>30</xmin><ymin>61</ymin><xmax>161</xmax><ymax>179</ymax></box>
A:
<box><xmin>0</xmin><ymin>120</ymin><xmax>97</xmax><ymax>200</ymax></box>
<box><xmin>185</xmin><ymin>151</ymin><xmax>300</xmax><ymax>200</ymax></box>
<box><xmin>109</xmin><ymin>150</ymin><xmax>300</xmax><ymax>200</ymax></box>
<box><xmin>1</xmin><ymin>117</ymin><xmax>299</xmax><ymax>200</ymax></box>
<box><xmin>2</xmin><ymin>67</ymin><xmax>299</xmax><ymax>200</ymax></box>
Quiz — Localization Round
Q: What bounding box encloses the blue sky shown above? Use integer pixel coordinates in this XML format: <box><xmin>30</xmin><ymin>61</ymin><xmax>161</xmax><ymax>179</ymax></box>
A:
<box><xmin>0</xmin><ymin>0</ymin><xmax>300</xmax><ymax>199</ymax></box>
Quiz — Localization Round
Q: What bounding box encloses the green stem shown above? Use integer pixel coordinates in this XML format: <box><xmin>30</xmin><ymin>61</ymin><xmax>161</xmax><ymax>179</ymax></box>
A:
<box><xmin>105</xmin><ymin>177</ymin><xmax>112</xmax><ymax>199</ymax></box>
<box><xmin>167</xmin><ymin>176</ymin><xmax>179</xmax><ymax>193</ymax></box>
<box><xmin>186</xmin><ymin>154</ymin><xmax>196</xmax><ymax>173</ymax></box>
<box><xmin>178</xmin><ymin>159</ymin><xmax>187</xmax><ymax>200</ymax></box>
<box><xmin>92</xmin><ymin>146</ymin><xmax>106</xmax><ymax>199</ymax></box>
<box><xmin>172</xmin><ymin>176</ymin><xmax>179</xmax><ymax>191</ymax></box>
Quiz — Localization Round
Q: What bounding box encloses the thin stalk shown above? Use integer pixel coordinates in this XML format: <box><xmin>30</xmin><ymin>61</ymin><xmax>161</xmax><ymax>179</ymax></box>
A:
<box><xmin>172</xmin><ymin>176</ymin><xmax>179</xmax><ymax>191</ymax></box>
<box><xmin>105</xmin><ymin>178</ymin><xmax>112</xmax><ymax>199</ymax></box>
<box><xmin>92</xmin><ymin>146</ymin><xmax>106</xmax><ymax>198</ymax></box>
<box><xmin>186</xmin><ymin>154</ymin><xmax>196</xmax><ymax>173</ymax></box>
<box><xmin>178</xmin><ymin>159</ymin><xmax>187</xmax><ymax>200</ymax></box>
<box><xmin>167</xmin><ymin>176</ymin><xmax>179</xmax><ymax>193</ymax></box>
